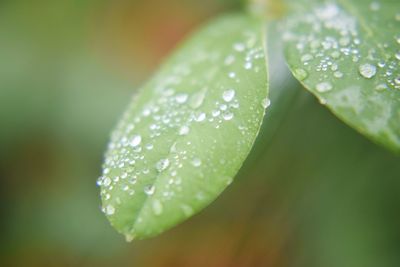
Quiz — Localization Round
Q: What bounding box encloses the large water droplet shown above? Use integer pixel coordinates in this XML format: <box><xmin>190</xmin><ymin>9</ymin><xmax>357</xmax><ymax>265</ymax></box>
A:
<box><xmin>359</xmin><ymin>63</ymin><xmax>377</xmax><ymax>78</ymax></box>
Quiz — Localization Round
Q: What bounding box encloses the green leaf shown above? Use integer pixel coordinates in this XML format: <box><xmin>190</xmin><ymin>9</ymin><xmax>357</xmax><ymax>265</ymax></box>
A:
<box><xmin>282</xmin><ymin>0</ymin><xmax>400</xmax><ymax>152</ymax></box>
<box><xmin>99</xmin><ymin>14</ymin><xmax>268</xmax><ymax>240</ymax></box>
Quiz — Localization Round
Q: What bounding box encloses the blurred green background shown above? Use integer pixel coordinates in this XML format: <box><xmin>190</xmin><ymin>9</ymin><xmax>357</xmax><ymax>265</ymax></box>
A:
<box><xmin>1</xmin><ymin>0</ymin><xmax>399</xmax><ymax>266</ymax></box>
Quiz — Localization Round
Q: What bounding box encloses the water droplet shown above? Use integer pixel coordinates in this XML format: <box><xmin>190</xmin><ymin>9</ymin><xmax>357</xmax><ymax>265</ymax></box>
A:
<box><xmin>222</xmin><ymin>112</ymin><xmax>234</xmax><ymax>121</ymax></box>
<box><xmin>316</xmin><ymin>82</ymin><xmax>333</xmax><ymax>93</ymax></box>
<box><xmin>196</xmin><ymin>112</ymin><xmax>206</xmax><ymax>122</ymax></box>
<box><xmin>359</xmin><ymin>63</ymin><xmax>377</xmax><ymax>78</ymax></box>
<box><xmin>228</xmin><ymin>72</ymin><xmax>236</xmax><ymax>79</ymax></box>
<box><xmin>189</xmin><ymin>88</ymin><xmax>206</xmax><ymax>109</ymax></box>
<box><xmin>175</xmin><ymin>93</ymin><xmax>188</xmax><ymax>103</ymax></box>
<box><xmin>375</xmin><ymin>83</ymin><xmax>388</xmax><ymax>91</ymax></box>
<box><xmin>122</xmin><ymin>185</ymin><xmax>129</xmax><ymax>191</ymax></box>
<box><xmin>212</xmin><ymin>110</ymin><xmax>221</xmax><ymax>117</ymax></box>
<box><xmin>222</xmin><ymin>89</ymin><xmax>235</xmax><ymax>102</ymax></box>
<box><xmin>130</xmin><ymin>135</ymin><xmax>142</xmax><ymax>147</ymax></box>
<box><xmin>224</xmin><ymin>55</ymin><xmax>235</xmax><ymax>65</ymax></box>
<box><xmin>396</xmin><ymin>35</ymin><xmax>400</xmax><ymax>44</ymax></box>
<box><xmin>152</xmin><ymin>199</ymin><xmax>163</xmax><ymax>215</ymax></box>
<box><xmin>293</xmin><ymin>68</ymin><xmax>308</xmax><ymax>80</ymax></box>
<box><xmin>146</xmin><ymin>143</ymin><xmax>154</xmax><ymax>150</ymax></box>
<box><xmin>191</xmin><ymin>158</ymin><xmax>202</xmax><ymax>167</ymax></box>
<box><xmin>261</xmin><ymin>98</ymin><xmax>271</xmax><ymax>109</ymax></box>
<box><xmin>181</xmin><ymin>204</ymin><xmax>194</xmax><ymax>217</ymax></box>
<box><xmin>103</xmin><ymin>177</ymin><xmax>111</xmax><ymax>187</ymax></box>
<box><xmin>369</xmin><ymin>2</ymin><xmax>380</xmax><ymax>11</ymax></box>
<box><xmin>156</xmin><ymin>159</ymin><xmax>170</xmax><ymax>172</ymax></box>
<box><xmin>105</xmin><ymin>204</ymin><xmax>115</xmax><ymax>215</ymax></box>
<box><xmin>144</xmin><ymin>185</ymin><xmax>155</xmax><ymax>195</ymax></box>
<box><xmin>233</xmin><ymin>43</ymin><xmax>245</xmax><ymax>52</ymax></box>
<box><xmin>334</xmin><ymin>71</ymin><xmax>343</xmax><ymax>78</ymax></box>
<box><xmin>244</xmin><ymin>62</ymin><xmax>252</xmax><ymax>69</ymax></box>
<box><xmin>395</xmin><ymin>52</ymin><xmax>400</xmax><ymax>60</ymax></box>
<box><xmin>125</xmin><ymin>234</ymin><xmax>135</xmax><ymax>242</ymax></box>
<box><xmin>301</xmin><ymin>54</ymin><xmax>313</xmax><ymax>62</ymax></box>
<box><xmin>179</xmin><ymin>125</ymin><xmax>190</xmax><ymax>135</ymax></box>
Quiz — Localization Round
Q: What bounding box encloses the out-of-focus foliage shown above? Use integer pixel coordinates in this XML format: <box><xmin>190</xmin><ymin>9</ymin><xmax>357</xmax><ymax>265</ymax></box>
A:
<box><xmin>1</xmin><ymin>0</ymin><xmax>399</xmax><ymax>267</ymax></box>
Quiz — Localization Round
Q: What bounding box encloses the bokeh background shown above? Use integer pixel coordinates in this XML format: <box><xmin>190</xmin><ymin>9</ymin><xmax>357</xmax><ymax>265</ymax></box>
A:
<box><xmin>1</xmin><ymin>0</ymin><xmax>399</xmax><ymax>266</ymax></box>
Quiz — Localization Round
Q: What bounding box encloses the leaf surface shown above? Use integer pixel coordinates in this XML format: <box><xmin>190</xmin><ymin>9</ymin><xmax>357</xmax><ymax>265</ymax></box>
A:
<box><xmin>282</xmin><ymin>0</ymin><xmax>400</xmax><ymax>152</ymax></box>
<box><xmin>99</xmin><ymin>14</ymin><xmax>269</xmax><ymax>240</ymax></box>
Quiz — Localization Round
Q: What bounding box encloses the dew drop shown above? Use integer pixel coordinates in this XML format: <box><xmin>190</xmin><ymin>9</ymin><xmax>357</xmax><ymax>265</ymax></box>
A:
<box><xmin>359</xmin><ymin>63</ymin><xmax>377</xmax><ymax>78</ymax></box>
<box><xmin>316</xmin><ymin>82</ymin><xmax>333</xmax><ymax>93</ymax></box>
<box><xmin>130</xmin><ymin>135</ymin><xmax>142</xmax><ymax>147</ymax></box>
<box><xmin>175</xmin><ymin>93</ymin><xmax>188</xmax><ymax>104</ymax></box>
<box><xmin>334</xmin><ymin>71</ymin><xmax>343</xmax><ymax>78</ymax></box>
<box><xmin>369</xmin><ymin>2</ymin><xmax>380</xmax><ymax>11</ymax></box>
<box><xmin>191</xmin><ymin>158</ymin><xmax>202</xmax><ymax>167</ymax></box>
<box><xmin>146</xmin><ymin>143</ymin><xmax>154</xmax><ymax>150</ymax></box>
<box><xmin>244</xmin><ymin>62</ymin><xmax>252</xmax><ymax>69</ymax></box>
<box><xmin>189</xmin><ymin>88</ymin><xmax>206</xmax><ymax>109</ymax></box>
<box><xmin>233</xmin><ymin>43</ymin><xmax>245</xmax><ymax>52</ymax></box>
<box><xmin>222</xmin><ymin>112</ymin><xmax>234</xmax><ymax>121</ymax></box>
<box><xmin>293</xmin><ymin>68</ymin><xmax>308</xmax><ymax>81</ymax></box>
<box><xmin>105</xmin><ymin>204</ymin><xmax>115</xmax><ymax>215</ymax></box>
<box><xmin>375</xmin><ymin>83</ymin><xmax>388</xmax><ymax>91</ymax></box>
<box><xmin>179</xmin><ymin>125</ymin><xmax>190</xmax><ymax>135</ymax></box>
<box><xmin>395</xmin><ymin>35</ymin><xmax>400</xmax><ymax>44</ymax></box>
<box><xmin>224</xmin><ymin>55</ymin><xmax>235</xmax><ymax>65</ymax></box>
<box><xmin>156</xmin><ymin>159</ymin><xmax>170</xmax><ymax>172</ymax></box>
<box><xmin>222</xmin><ymin>89</ymin><xmax>235</xmax><ymax>102</ymax></box>
<box><xmin>196</xmin><ymin>112</ymin><xmax>206</xmax><ymax>122</ymax></box>
<box><xmin>144</xmin><ymin>185</ymin><xmax>155</xmax><ymax>195</ymax></box>
<box><xmin>152</xmin><ymin>199</ymin><xmax>163</xmax><ymax>215</ymax></box>
<box><xmin>261</xmin><ymin>98</ymin><xmax>271</xmax><ymax>109</ymax></box>
<box><xmin>301</xmin><ymin>54</ymin><xmax>313</xmax><ymax>62</ymax></box>
<box><xmin>395</xmin><ymin>52</ymin><xmax>400</xmax><ymax>60</ymax></box>
<box><xmin>125</xmin><ymin>234</ymin><xmax>135</xmax><ymax>242</ymax></box>
<box><xmin>103</xmin><ymin>177</ymin><xmax>111</xmax><ymax>187</ymax></box>
<box><xmin>212</xmin><ymin>110</ymin><xmax>221</xmax><ymax>117</ymax></box>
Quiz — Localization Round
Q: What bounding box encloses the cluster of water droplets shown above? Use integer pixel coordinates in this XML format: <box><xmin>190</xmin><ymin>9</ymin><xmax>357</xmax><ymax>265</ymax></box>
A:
<box><xmin>283</xmin><ymin>1</ymin><xmax>400</xmax><ymax>145</ymax></box>
<box><xmin>97</xmin><ymin>20</ymin><xmax>268</xmax><ymax>231</ymax></box>
<box><xmin>283</xmin><ymin>1</ymin><xmax>400</xmax><ymax>97</ymax></box>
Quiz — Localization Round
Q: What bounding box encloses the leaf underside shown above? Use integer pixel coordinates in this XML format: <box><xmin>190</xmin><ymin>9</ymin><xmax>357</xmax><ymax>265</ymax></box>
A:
<box><xmin>99</xmin><ymin>14</ymin><xmax>268</xmax><ymax>240</ymax></box>
<box><xmin>283</xmin><ymin>0</ymin><xmax>400</xmax><ymax>152</ymax></box>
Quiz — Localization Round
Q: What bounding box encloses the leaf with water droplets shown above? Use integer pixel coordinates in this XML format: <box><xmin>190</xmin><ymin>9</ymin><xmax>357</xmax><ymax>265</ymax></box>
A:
<box><xmin>99</xmin><ymin>14</ymin><xmax>268</xmax><ymax>240</ymax></box>
<box><xmin>282</xmin><ymin>0</ymin><xmax>400</xmax><ymax>152</ymax></box>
